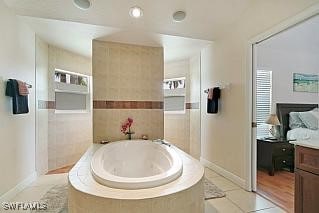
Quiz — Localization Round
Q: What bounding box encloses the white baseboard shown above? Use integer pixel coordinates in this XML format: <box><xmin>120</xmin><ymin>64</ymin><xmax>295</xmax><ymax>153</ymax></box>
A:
<box><xmin>0</xmin><ymin>172</ymin><xmax>37</xmax><ymax>202</ymax></box>
<box><xmin>200</xmin><ymin>157</ymin><xmax>246</xmax><ymax>189</ymax></box>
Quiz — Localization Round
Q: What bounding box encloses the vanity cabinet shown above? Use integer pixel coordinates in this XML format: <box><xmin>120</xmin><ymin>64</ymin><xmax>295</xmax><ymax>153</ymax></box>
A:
<box><xmin>295</xmin><ymin>146</ymin><xmax>319</xmax><ymax>213</ymax></box>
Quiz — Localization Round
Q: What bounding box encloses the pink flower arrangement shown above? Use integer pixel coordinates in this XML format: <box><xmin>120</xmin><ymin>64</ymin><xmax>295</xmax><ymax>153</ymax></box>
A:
<box><xmin>121</xmin><ymin>117</ymin><xmax>134</xmax><ymax>135</ymax></box>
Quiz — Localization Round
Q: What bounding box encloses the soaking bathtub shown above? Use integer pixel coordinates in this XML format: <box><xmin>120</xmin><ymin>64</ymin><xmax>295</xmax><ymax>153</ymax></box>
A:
<box><xmin>68</xmin><ymin>140</ymin><xmax>205</xmax><ymax>213</ymax></box>
<box><xmin>91</xmin><ymin>140</ymin><xmax>183</xmax><ymax>189</ymax></box>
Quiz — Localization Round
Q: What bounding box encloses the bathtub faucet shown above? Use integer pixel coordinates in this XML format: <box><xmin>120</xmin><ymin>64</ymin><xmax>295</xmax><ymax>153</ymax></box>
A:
<box><xmin>152</xmin><ymin>139</ymin><xmax>171</xmax><ymax>147</ymax></box>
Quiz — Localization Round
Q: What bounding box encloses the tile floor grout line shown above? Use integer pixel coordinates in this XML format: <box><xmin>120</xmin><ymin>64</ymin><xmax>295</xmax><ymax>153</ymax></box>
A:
<box><xmin>256</xmin><ymin>191</ymin><xmax>289</xmax><ymax>212</ymax></box>
<box><xmin>206</xmin><ymin>168</ymin><xmax>285</xmax><ymax>212</ymax></box>
<box><xmin>12</xmin><ymin>169</ymin><xmax>285</xmax><ymax>213</ymax></box>
<box><xmin>224</xmin><ymin>194</ymin><xmax>246</xmax><ymax>212</ymax></box>
<box><xmin>247</xmin><ymin>207</ymin><xmax>279</xmax><ymax>213</ymax></box>
<box><xmin>223</xmin><ymin>191</ymin><xmax>280</xmax><ymax>213</ymax></box>
<box><xmin>223</xmin><ymin>188</ymin><xmax>242</xmax><ymax>192</ymax></box>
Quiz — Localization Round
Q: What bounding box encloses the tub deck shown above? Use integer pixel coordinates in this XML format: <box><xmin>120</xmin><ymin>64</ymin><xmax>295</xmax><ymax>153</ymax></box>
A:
<box><xmin>68</xmin><ymin>143</ymin><xmax>205</xmax><ymax>213</ymax></box>
<box><xmin>68</xmin><ymin>143</ymin><xmax>204</xmax><ymax>200</ymax></box>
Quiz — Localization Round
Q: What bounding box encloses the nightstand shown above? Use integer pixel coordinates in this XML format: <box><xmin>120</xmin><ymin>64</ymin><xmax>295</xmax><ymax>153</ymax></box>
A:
<box><xmin>257</xmin><ymin>138</ymin><xmax>294</xmax><ymax>176</ymax></box>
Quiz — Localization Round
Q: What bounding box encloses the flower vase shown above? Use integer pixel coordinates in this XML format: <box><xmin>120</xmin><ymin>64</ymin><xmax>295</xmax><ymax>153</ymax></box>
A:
<box><xmin>127</xmin><ymin>132</ymin><xmax>132</xmax><ymax>140</ymax></box>
<box><xmin>127</xmin><ymin>132</ymin><xmax>135</xmax><ymax>140</ymax></box>
<box><xmin>126</xmin><ymin>128</ymin><xmax>135</xmax><ymax>140</ymax></box>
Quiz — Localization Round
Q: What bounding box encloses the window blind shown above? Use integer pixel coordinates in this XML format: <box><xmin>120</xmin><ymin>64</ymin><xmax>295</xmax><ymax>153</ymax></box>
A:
<box><xmin>164</xmin><ymin>96</ymin><xmax>185</xmax><ymax>111</ymax></box>
<box><xmin>256</xmin><ymin>70</ymin><xmax>272</xmax><ymax>138</ymax></box>
<box><xmin>55</xmin><ymin>92</ymin><xmax>87</xmax><ymax>110</ymax></box>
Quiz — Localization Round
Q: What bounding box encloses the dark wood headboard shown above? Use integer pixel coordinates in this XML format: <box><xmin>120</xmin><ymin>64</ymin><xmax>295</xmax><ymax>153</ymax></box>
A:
<box><xmin>276</xmin><ymin>103</ymin><xmax>318</xmax><ymax>139</ymax></box>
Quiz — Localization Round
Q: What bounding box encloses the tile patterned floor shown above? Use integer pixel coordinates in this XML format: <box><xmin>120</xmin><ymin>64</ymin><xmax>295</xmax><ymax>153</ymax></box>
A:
<box><xmin>5</xmin><ymin>168</ymin><xmax>286</xmax><ymax>213</ymax></box>
<box><xmin>204</xmin><ymin>168</ymin><xmax>286</xmax><ymax>213</ymax></box>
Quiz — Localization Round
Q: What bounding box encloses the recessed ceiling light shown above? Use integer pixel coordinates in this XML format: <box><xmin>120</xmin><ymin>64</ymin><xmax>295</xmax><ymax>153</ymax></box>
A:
<box><xmin>173</xmin><ymin>11</ymin><xmax>186</xmax><ymax>22</ymax></box>
<box><xmin>129</xmin><ymin>6</ymin><xmax>143</xmax><ymax>18</ymax></box>
<box><xmin>73</xmin><ymin>0</ymin><xmax>91</xmax><ymax>10</ymax></box>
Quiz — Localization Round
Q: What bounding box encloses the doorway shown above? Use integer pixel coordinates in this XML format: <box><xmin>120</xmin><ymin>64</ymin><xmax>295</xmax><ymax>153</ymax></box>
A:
<box><xmin>251</xmin><ymin>14</ymin><xmax>319</xmax><ymax>213</ymax></box>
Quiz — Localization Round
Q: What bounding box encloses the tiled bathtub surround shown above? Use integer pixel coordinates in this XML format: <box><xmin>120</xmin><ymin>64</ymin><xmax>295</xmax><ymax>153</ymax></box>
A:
<box><xmin>164</xmin><ymin>56</ymin><xmax>201</xmax><ymax>159</ymax></box>
<box><xmin>186</xmin><ymin>102</ymin><xmax>200</xmax><ymax>109</ymax></box>
<box><xmin>68</xmin><ymin>144</ymin><xmax>205</xmax><ymax>213</ymax></box>
<box><xmin>93</xmin><ymin>41</ymin><xmax>164</xmax><ymax>143</ymax></box>
<box><xmin>47</xmin><ymin>46</ymin><xmax>92</xmax><ymax>171</ymax></box>
<box><xmin>94</xmin><ymin>109</ymin><xmax>164</xmax><ymax>142</ymax></box>
<box><xmin>93</xmin><ymin>100</ymin><xmax>163</xmax><ymax>109</ymax></box>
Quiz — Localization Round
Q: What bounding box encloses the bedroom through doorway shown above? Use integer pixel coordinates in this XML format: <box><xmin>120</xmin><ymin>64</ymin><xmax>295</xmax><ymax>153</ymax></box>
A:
<box><xmin>252</xmin><ymin>15</ymin><xmax>319</xmax><ymax>213</ymax></box>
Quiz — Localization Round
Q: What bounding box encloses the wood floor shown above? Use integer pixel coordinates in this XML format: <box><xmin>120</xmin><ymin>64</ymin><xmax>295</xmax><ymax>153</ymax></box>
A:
<box><xmin>46</xmin><ymin>164</ymin><xmax>74</xmax><ymax>175</ymax></box>
<box><xmin>257</xmin><ymin>169</ymin><xmax>294</xmax><ymax>213</ymax></box>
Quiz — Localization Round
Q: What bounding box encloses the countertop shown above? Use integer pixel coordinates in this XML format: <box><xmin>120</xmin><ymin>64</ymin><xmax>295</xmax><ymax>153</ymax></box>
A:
<box><xmin>290</xmin><ymin>140</ymin><xmax>319</xmax><ymax>150</ymax></box>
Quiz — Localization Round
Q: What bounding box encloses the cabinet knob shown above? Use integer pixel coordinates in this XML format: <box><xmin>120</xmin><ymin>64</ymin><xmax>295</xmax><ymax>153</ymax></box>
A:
<box><xmin>283</xmin><ymin>160</ymin><xmax>286</xmax><ymax>163</ymax></box>
<box><xmin>282</xmin><ymin>148</ymin><xmax>286</xmax><ymax>151</ymax></box>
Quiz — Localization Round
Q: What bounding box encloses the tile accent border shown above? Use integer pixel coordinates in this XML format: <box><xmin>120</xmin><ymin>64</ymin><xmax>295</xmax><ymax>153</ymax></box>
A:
<box><xmin>186</xmin><ymin>102</ymin><xmax>200</xmax><ymax>109</ymax></box>
<box><xmin>39</xmin><ymin>100</ymin><xmax>196</xmax><ymax>110</ymax></box>
<box><xmin>93</xmin><ymin>100</ymin><xmax>164</xmax><ymax>109</ymax></box>
<box><xmin>38</xmin><ymin>100</ymin><xmax>56</xmax><ymax>109</ymax></box>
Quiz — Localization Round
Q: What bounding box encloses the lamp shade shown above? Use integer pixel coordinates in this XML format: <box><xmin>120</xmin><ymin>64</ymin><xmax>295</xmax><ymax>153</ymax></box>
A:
<box><xmin>265</xmin><ymin>114</ymin><xmax>281</xmax><ymax>125</ymax></box>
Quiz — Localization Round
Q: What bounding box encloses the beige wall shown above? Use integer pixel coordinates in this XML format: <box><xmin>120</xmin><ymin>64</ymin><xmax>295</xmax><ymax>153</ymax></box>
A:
<box><xmin>48</xmin><ymin>46</ymin><xmax>92</xmax><ymax>170</ymax></box>
<box><xmin>0</xmin><ymin>1</ymin><xmax>36</xmax><ymax>196</ymax></box>
<box><xmin>93</xmin><ymin>41</ymin><xmax>164</xmax><ymax>142</ymax></box>
<box><xmin>35</xmin><ymin>37</ymin><xmax>49</xmax><ymax>175</ymax></box>
<box><xmin>200</xmin><ymin>0</ymin><xmax>319</xmax><ymax>187</ymax></box>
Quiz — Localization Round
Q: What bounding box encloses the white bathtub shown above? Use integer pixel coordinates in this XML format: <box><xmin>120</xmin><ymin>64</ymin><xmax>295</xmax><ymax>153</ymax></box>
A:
<box><xmin>91</xmin><ymin>140</ymin><xmax>183</xmax><ymax>189</ymax></box>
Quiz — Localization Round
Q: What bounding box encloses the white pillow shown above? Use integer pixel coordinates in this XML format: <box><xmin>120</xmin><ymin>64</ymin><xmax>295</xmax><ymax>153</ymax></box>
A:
<box><xmin>299</xmin><ymin>110</ymin><xmax>319</xmax><ymax>130</ymax></box>
<box><xmin>311</xmin><ymin>110</ymin><xmax>319</xmax><ymax>120</ymax></box>
<box><xmin>289</xmin><ymin>112</ymin><xmax>306</xmax><ymax>129</ymax></box>
<box><xmin>312</xmin><ymin>108</ymin><xmax>319</xmax><ymax>112</ymax></box>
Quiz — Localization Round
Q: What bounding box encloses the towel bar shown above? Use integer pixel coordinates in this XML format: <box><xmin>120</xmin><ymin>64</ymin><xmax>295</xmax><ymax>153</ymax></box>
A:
<box><xmin>204</xmin><ymin>83</ymin><xmax>231</xmax><ymax>93</ymax></box>
<box><xmin>6</xmin><ymin>80</ymin><xmax>32</xmax><ymax>88</ymax></box>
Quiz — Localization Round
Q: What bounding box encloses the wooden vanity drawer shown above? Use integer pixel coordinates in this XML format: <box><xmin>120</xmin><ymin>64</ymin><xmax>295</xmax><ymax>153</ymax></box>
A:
<box><xmin>295</xmin><ymin>146</ymin><xmax>319</xmax><ymax>175</ymax></box>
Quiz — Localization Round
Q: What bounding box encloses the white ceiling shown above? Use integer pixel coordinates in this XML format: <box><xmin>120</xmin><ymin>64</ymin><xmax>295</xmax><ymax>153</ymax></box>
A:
<box><xmin>20</xmin><ymin>16</ymin><xmax>212</xmax><ymax>62</ymax></box>
<box><xmin>5</xmin><ymin>0</ymin><xmax>252</xmax><ymax>41</ymax></box>
<box><xmin>6</xmin><ymin>0</ymin><xmax>252</xmax><ymax>61</ymax></box>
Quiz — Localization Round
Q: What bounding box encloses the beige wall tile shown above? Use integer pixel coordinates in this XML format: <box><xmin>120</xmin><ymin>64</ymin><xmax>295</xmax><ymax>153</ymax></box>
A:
<box><xmin>93</xmin><ymin>109</ymin><xmax>164</xmax><ymax>142</ymax></box>
<box><xmin>92</xmin><ymin>41</ymin><xmax>164</xmax><ymax>142</ymax></box>
<box><xmin>164</xmin><ymin>60</ymin><xmax>190</xmax><ymax>153</ymax></box>
<box><xmin>164</xmin><ymin>57</ymin><xmax>201</xmax><ymax>156</ymax></box>
<box><xmin>164</xmin><ymin>112</ymin><xmax>190</xmax><ymax>153</ymax></box>
<box><xmin>190</xmin><ymin>109</ymin><xmax>201</xmax><ymax>159</ymax></box>
<box><xmin>68</xmin><ymin>180</ymin><xmax>204</xmax><ymax>213</ymax></box>
<box><xmin>48</xmin><ymin>46</ymin><xmax>92</xmax><ymax>171</ymax></box>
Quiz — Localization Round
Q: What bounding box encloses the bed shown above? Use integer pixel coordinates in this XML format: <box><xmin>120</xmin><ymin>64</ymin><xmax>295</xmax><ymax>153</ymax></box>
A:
<box><xmin>276</xmin><ymin>103</ymin><xmax>318</xmax><ymax>141</ymax></box>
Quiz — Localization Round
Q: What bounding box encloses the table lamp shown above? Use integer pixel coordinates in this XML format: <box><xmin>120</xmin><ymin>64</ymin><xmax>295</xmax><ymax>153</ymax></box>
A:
<box><xmin>265</xmin><ymin>114</ymin><xmax>281</xmax><ymax>139</ymax></box>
